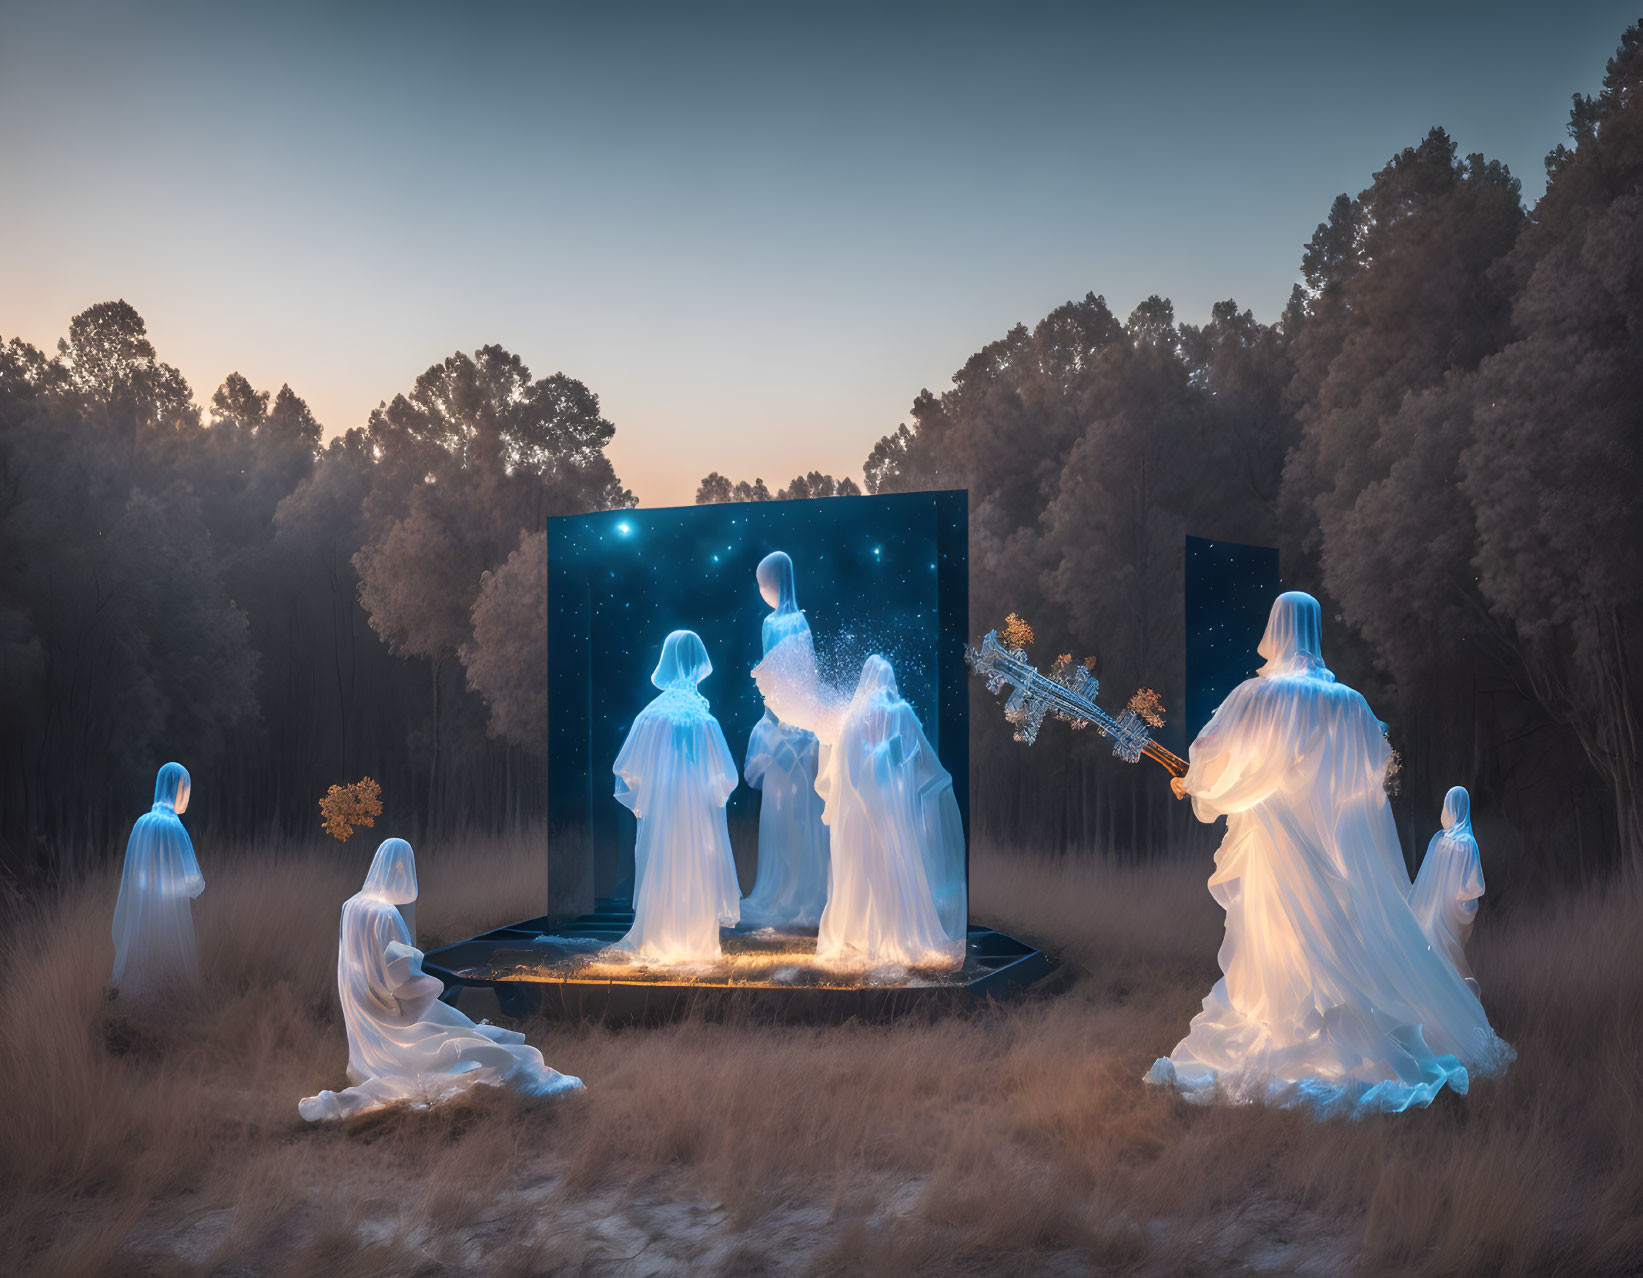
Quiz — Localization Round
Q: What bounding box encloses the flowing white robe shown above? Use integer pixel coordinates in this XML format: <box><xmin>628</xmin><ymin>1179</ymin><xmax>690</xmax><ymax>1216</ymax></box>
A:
<box><xmin>112</xmin><ymin>765</ymin><xmax>204</xmax><ymax>1001</ymax></box>
<box><xmin>610</xmin><ymin>686</ymin><xmax>741</xmax><ymax>964</ymax></box>
<box><xmin>299</xmin><ymin>892</ymin><xmax>581</xmax><ymax>1121</ymax></box>
<box><xmin>1410</xmin><ymin>789</ymin><xmax>1485</xmax><ymax>996</ymax></box>
<box><xmin>755</xmin><ymin>644</ymin><xmax>965</xmax><ymax>970</ymax></box>
<box><xmin>741</xmin><ymin>607</ymin><xmax>831</xmax><ymax>928</ymax></box>
<box><xmin>1148</xmin><ymin>671</ymin><xmax>1514</xmax><ymax>1115</ymax></box>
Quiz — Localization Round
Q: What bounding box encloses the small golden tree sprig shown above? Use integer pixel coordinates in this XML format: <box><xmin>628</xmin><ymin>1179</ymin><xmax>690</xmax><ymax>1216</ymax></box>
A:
<box><xmin>1126</xmin><ymin>687</ymin><xmax>1167</xmax><ymax>728</ymax></box>
<box><xmin>319</xmin><ymin>777</ymin><xmax>383</xmax><ymax>843</ymax></box>
<box><xmin>1001</xmin><ymin>612</ymin><xmax>1035</xmax><ymax>650</ymax></box>
<box><xmin>1383</xmin><ymin>747</ymin><xmax>1403</xmax><ymax>797</ymax></box>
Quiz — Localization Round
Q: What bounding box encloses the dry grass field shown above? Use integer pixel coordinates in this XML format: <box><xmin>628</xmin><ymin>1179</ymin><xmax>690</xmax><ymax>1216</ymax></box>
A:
<box><xmin>2</xmin><ymin>830</ymin><xmax>1640</xmax><ymax>1276</ymax></box>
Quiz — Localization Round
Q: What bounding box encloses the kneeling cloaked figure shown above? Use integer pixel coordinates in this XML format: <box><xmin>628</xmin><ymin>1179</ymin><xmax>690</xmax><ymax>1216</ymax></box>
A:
<box><xmin>1147</xmin><ymin>592</ymin><xmax>1513</xmax><ymax>1116</ymax></box>
<box><xmin>609</xmin><ymin>629</ymin><xmax>741</xmax><ymax>964</ymax></box>
<box><xmin>112</xmin><ymin>762</ymin><xmax>204</xmax><ymax>1001</ymax></box>
<box><xmin>1410</xmin><ymin>786</ymin><xmax>1486</xmax><ymax>998</ymax></box>
<box><xmin>300</xmin><ymin>838</ymin><xmax>582</xmax><ymax>1122</ymax></box>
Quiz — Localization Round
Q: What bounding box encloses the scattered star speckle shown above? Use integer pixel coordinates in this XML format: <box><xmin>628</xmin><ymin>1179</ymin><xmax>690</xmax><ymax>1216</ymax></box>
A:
<box><xmin>1185</xmin><ymin>535</ymin><xmax>1281</xmax><ymax>740</ymax></box>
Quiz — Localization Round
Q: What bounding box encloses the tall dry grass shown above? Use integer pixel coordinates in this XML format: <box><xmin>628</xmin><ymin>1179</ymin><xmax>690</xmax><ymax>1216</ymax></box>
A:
<box><xmin>0</xmin><ymin>830</ymin><xmax>1638</xmax><ymax>1276</ymax></box>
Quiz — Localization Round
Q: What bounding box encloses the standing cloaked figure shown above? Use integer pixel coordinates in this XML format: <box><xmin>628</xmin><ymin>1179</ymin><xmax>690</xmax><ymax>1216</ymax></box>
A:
<box><xmin>1410</xmin><ymin>786</ymin><xmax>1486</xmax><ymax>997</ymax></box>
<box><xmin>755</xmin><ymin>643</ymin><xmax>965</xmax><ymax>970</ymax></box>
<box><xmin>1148</xmin><ymin>592</ymin><xmax>1513</xmax><ymax>1115</ymax></box>
<box><xmin>740</xmin><ymin>551</ymin><xmax>831</xmax><ymax>928</ymax></box>
<box><xmin>300</xmin><ymin>838</ymin><xmax>582</xmax><ymax>1122</ymax></box>
<box><xmin>610</xmin><ymin>630</ymin><xmax>741</xmax><ymax>964</ymax></box>
<box><xmin>112</xmin><ymin>762</ymin><xmax>204</xmax><ymax>1000</ymax></box>
<box><xmin>819</xmin><ymin>656</ymin><xmax>966</xmax><ymax>969</ymax></box>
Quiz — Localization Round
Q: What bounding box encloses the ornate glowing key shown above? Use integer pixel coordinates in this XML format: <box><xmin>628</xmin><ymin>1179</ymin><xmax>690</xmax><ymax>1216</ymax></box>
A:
<box><xmin>965</xmin><ymin>630</ymin><xmax>1188</xmax><ymax>778</ymax></box>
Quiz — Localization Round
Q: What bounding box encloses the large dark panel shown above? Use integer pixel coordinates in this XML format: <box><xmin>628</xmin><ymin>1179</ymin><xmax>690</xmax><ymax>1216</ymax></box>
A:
<box><xmin>547</xmin><ymin>492</ymin><xmax>969</xmax><ymax>923</ymax></box>
<box><xmin>1184</xmin><ymin>535</ymin><xmax>1282</xmax><ymax>742</ymax></box>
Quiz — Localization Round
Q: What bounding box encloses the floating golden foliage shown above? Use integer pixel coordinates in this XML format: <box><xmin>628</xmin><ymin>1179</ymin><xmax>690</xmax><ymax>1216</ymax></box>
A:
<box><xmin>1001</xmin><ymin>613</ymin><xmax>1035</xmax><ymax>649</ymax></box>
<box><xmin>319</xmin><ymin>777</ymin><xmax>383</xmax><ymax>843</ymax></box>
<box><xmin>1082</xmin><ymin>656</ymin><xmax>1098</xmax><ymax>672</ymax></box>
<box><xmin>1049</xmin><ymin>653</ymin><xmax>1073</xmax><ymax>676</ymax></box>
<box><xmin>1126</xmin><ymin>687</ymin><xmax>1167</xmax><ymax>728</ymax></box>
<box><xmin>1384</xmin><ymin>747</ymin><xmax>1403</xmax><ymax>797</ymax></box>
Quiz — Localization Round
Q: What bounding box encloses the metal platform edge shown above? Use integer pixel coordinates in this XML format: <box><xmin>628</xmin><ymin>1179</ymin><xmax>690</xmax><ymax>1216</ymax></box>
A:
<box><xmin>422</xmin><ymin>908</ymin><xmax>1056</xmax><ymax>1025</ymax></box>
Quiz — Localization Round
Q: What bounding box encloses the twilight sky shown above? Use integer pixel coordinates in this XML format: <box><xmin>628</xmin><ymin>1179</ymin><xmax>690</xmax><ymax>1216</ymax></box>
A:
<box><xmin>0</xmin><ymin>1</ymin><xmax>1631</xmax><ymax>505</ymax></box>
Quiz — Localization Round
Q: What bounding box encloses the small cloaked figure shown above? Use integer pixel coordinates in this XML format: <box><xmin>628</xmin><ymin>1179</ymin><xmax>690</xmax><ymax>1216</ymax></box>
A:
<box><xmin>610</xmin><ymin>630</ymin><xmax>741</xmax><ymax>965</ymax></box>
<box><xmin>740</xmin><ymin>551</ymin><xmax>831</xmax><ymax>929</ymax></box>
<box><xmin>112</xmin><ymin>762</ymin><xmax>204</xmax><ymax>1001</ymax></box>
<box><xmin>1410</xmin><ymin>786</ymin><xmax>1486</xmax><ymax>997</ymax></box>
<box><xmin>300</xmin><ymin>838</ymin><xmax>582</xmax><ymax>1122</ymax></box>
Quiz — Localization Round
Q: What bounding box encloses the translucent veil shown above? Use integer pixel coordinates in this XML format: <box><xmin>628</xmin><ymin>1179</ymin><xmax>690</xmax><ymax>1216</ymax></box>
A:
<box><xmin>363</xmin><ymin>835</ymin><xmax>418</xmax><ymax>941</ymax></box>
<box><xmin>756</xmin><ymin>552</ymin><xmax>806</xmax><ymax>650</ymax></box>
<box><xmin>1440</xmin><ymin>786</ymin><xmax>1474</xmax><ymax>839</ymax></box>
<box><xmin>651</xmin><ymin>629</ymin><xmax>712</xmax><ymax>690</ymax></box>
<box><xmin>1255</xmin><ymin>591</ymin><xmax>1334</xmax><ymax>681</ymax></box>
<box><xmin>757</xmin><ymin>550</ymin><xmax>797</xmax><ymax>611</ymax></box>
<box><xmin>112</xmin><ymin>762</ymin><xmax>205</xmax><ymax>998</ymax></box>
<box><xmin>362</xmin><ymin>837</ymin><xmax>417</xmax><ymax>902</ymax></box>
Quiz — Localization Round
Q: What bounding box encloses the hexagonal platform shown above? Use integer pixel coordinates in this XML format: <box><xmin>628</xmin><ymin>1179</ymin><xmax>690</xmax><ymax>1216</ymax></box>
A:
<box><xmin>422</xmin><ymin>900</ymin><xmax>1055</xmax><ymax>1024</ymax></box>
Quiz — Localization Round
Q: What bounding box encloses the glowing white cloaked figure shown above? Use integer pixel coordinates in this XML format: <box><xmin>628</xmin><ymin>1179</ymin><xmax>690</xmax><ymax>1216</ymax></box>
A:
<box><xmin>755</xmin><ymin>642</ymin><xmax>965</xmax><ymax>970</ymax></box>
<box><xmin>1410</xmin><ymin>786</ymin><xmax>1486</xmax><ymax>998</ymax></box>
<box><xmin>1147</xmin><ymin>592</ymin><xmax>1513</xmax><ymax>1115</ymax></box>
<box><xmin>609</xmin><ymin>630</ymin><xmax>741</xmax><ymax>964</ymax></box>
<box><xmin>112</xmin><ymin>762</ymin><xmax>204</xmax><ymax>1000</ymax></box>
<box><xmin>299</xmin><ymin>839</ymin><xmax>582</xmax><ymax>1122</ymax></box>
<box><xmin>739</xmin><ymin>551</ymin><xmax>831</xmax><ymax>929</ymax></box>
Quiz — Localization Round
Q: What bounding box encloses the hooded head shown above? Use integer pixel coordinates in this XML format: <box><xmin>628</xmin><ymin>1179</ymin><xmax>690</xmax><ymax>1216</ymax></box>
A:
<box><xmin>756</xmin><ymin>551</ymin><xmax>798</xmax><ymax>613</ymax></box>
<box><xmin>1256</xmin><ymin>591</ymin><xmax>1334</xmax><ymax>682</ymax></box>
<box><xmin>362</xmin><ymin>837</ymin><xmax>418</xmax><ymax>904</ymax></box>
<box><xmin>651</xmin><ymin>629</ymin><xmax>712</xmax><ymax>691</ymax></box>
<box><xmin>854</xmin><ymin>654</ymin><xmax>900</xmax><ymax>703</ymax></box>
<box><xmin>1441</xmin><ymin>786</ymin><xmax>1473</xmax><ymax>837</ymax></box>
<box><xmin>153</xmin><ymin>762</ymin><xmax>191</xmax><ymax>815</ymax></box>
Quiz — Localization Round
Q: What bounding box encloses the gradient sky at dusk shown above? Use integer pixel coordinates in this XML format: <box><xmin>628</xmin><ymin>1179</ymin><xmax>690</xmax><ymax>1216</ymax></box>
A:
<box><xmin>1</xmin><ymin>1</ymin><xmax>1632</xmax><ymax>505</ymax></box>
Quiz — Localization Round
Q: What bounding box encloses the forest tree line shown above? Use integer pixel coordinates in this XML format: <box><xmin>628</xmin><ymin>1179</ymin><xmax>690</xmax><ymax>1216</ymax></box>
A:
<box><xmin>697</xmin><ymin>27</ymin><xmax>1643</xmax><ymax>881</ymax></box>
<box><xmin>2</xmin><ymin>24</ymin><xmax>1639</xmax><ymax>885</ymax></box>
